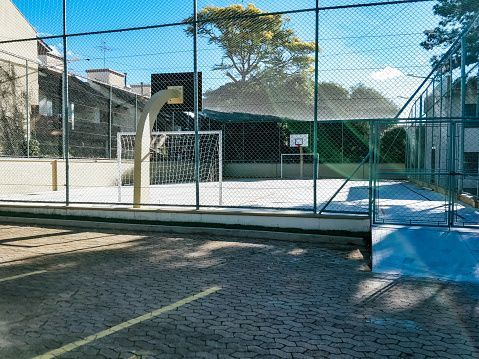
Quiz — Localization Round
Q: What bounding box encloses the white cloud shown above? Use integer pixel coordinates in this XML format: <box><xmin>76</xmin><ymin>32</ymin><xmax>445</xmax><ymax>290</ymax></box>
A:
<box><xmin>370</xmin><ymin>66</ymin><xmax>404</xmax><ymax>81</ymax></box>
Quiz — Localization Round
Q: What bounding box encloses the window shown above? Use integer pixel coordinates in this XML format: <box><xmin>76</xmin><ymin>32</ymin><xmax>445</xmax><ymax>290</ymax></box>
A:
<box><xmin>464</xmin><ymin>152</ymin><xmax>479</xmax><ymax>174</ymax></box>
<box><xmin>465</xmin><ymin>104</ymin><xmax>478</xmax><ymax>128</ymax></box>
<box><xmin>465</xmin><ymin>104</ymin><xmax>477</xmax><ymax>118</ymax></box>
<box><xmin>39</xmin><ymin>97</ymin><xmax>53</xmax><ymax>117</ymax></box>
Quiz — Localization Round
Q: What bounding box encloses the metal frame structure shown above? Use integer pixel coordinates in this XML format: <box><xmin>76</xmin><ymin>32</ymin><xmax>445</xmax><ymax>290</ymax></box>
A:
<box><xmin>117</xmin><ymin>130</ymin><xmax>223</xmax><ymax>206</ymax></box>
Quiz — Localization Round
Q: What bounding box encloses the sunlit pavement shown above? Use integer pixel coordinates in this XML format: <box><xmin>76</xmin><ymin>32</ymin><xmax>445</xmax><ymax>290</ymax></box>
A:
<box><xmin>373</xmin><ymin>225</ymin><xmax>479</xmax><ymax>284</ymax></box>
<box><xmin>0</xmin><ymin>224</ymin><xmax>478</xmax><ymax>358</ymax></box>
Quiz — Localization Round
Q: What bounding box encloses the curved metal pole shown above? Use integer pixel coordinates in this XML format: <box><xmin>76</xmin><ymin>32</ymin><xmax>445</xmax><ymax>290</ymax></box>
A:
<box><xmin>133</xmin><ymin>88</ymin><xmax>180</xmax><ymax>208</ymax></box>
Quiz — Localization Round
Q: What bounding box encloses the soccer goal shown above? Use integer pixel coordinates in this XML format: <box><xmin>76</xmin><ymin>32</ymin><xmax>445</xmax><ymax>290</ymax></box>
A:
<box><xmin>117</xmin><ymin>131</ymin><xmax>222</xmax><ymax>205</ymax></box>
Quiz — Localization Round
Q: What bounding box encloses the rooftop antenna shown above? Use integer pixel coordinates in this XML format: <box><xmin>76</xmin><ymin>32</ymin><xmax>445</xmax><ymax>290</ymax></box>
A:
<box><xmin>96</xmin><ymin>41</ymin><xmax>114</xmax><ymax>68</ymax></box>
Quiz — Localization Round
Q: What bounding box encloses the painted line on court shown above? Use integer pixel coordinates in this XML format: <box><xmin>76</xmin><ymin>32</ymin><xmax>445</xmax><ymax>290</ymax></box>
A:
<box><xmin>34</xmin><ymin>286</ymin><xmax>221</xmax><ymax>359</ymax></box>
<box><xmin>0</xmin><ymin>270</ymin><xmax>47</xmax><ymax>283</ymax></box>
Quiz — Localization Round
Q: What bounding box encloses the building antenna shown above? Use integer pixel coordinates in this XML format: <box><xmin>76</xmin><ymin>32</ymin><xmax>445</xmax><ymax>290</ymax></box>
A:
<box><xmin>96</xmin><ymin>41</ymin><xmax>114</xmax><ymax>68</ymax></box>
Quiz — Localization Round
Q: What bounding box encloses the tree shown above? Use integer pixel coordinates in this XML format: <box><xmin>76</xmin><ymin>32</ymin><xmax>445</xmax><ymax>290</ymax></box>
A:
<box><xmin>204</xmin><ymin>80</ymin><xmax>398</xmax><ymax>120</ymax></box>
<box><xmin>0</xmin><ymin>64</ymin><xmax>38</xmax><ymax>157</ymax></box>
<box><xmin>380</xmin><ymin>126</ymin><xmax>406</xmax><ymax>163</ymax></box>
<box><xmin>186</xmin><ymin>3</ymin><xmax>397</xmax><ymax>121</ymax></box>
<box><xmin>421</xmin><ymin>0</ymin><xmax>479</xmax><ymax>67</ymax></box>
<box><xmin>349</xmin><ymin>85</ymin><xmax>398</xmax><ymax>119</ymax></box>
<box><xmin>203</xmin><ymin>71</ymin><xmax>314</xmax><ymax>120</ymax></box>
<box><xmin>185</xmin><ymin>4</ymin><xmax>315</xmax><ymax>82</ymax></box>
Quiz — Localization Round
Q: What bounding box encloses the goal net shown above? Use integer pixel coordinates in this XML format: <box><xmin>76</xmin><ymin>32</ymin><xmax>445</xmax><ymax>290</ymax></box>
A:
<box><xmin>117</xmin><ymin>131</ymin><xmax>222</xmax><ymax>204</ymax></box>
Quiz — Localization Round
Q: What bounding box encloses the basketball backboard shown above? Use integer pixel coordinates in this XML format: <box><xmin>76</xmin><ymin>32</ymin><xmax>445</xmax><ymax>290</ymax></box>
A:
<box><xmin>290</xmin><ymin>134</ymin><xmax>309</xmax><ymax>147</ymax></box>
<box><xmin>151</xmin><ymin>72</ymin><xmax>202</xmax><ymax>112</ymax></box>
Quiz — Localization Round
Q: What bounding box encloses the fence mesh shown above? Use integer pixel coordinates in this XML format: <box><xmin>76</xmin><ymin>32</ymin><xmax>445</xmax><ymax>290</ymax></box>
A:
<box><xmin>0</xmin><ymin>0</ymin><xmax>478</xmax><ymax>226</ymax></box>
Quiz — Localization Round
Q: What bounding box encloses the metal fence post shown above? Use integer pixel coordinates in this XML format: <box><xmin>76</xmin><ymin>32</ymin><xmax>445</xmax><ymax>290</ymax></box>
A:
<box><xmin>477</xmin><ymin>52</ymin><xmax>479</xmax><ymax>118</ymax></box>
<box><xmin>447</xmin><ymin>56</ymin><xmax>455</xmax><ymax>226</ymax></box>
<box><xmin>458</xmin><ymin>37</ymin><xmax>466</xmax><ymax>194</ymax></box>
<box><xmin>135</xmin><ymin>93</ymin><xmax>138</xmax><ymax>130</ymax></box>
<box><xmin>460</xmin><ymin>37</ymin><xmax>467</xmax><ymax>118</ymax></box>
<box><xmin>439</xmin><ymin>71</ymin><xmax>443</xmax><ymax>172</ymax></box>
<box><xmin>62</xmin><ymin>0</ymin><xmax>70</xmax><ymax>205</ymax></box>
<box><xmin>25</xmin><ymin>59</ymin><xmax>30</xmax><ymax>158</ymax></box>
<box><xmin>368</xmin><ymin>120</ymin><xmax>374</xmax><ymax>224</ymax></box>
<box><xmin>218</xmin><ymin>132</ymin><xmax>223</xmax><ymax>206</ymax></box>
<box><xmin>193</xmin><ymin>0</ymin><xmax>200</xmax><ymax>210</ymax></box>
<box><xmin>109</xmin><ymin>85</ymin><xmax>113</xmax><ymax>159</ymax></box>
<box><xmin>312</xmin><ymin>0</ymin><xmax>320</xmax><ymax>213</ymax></box>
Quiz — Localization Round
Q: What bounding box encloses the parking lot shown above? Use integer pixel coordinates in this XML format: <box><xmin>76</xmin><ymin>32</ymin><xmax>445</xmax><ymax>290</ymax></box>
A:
<box><xmin>0</xmin><ymin>223</ymin><xmax>478</xmax><ymax>358</ymax></box>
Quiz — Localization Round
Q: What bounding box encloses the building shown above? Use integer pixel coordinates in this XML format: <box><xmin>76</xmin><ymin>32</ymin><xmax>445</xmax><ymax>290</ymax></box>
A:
<box><xmin>0</xmin><ymin>1</ymin><xmax>152</xmax><ymax>159</ymax></box>
<box><xmin>408</xmin><ymin>75</ymin><xmax>479</xmax><ymax>196</ymax></box>
<box><xmin>0</xmin><ymin>0</ymin><xmax>40</xmax><ymax>156</ymax></box>
<box><xmin>35</xmin><ymin>67</ymin><xmax>148</xmax><ymax>158</ymax></box>
<box><xmin>130</xmin><ymin>83</ymin><xmax>151</xmax><ymax>98</ymax></box>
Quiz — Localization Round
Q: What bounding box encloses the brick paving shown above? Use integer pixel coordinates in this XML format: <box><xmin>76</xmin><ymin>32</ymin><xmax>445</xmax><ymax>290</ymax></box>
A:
<box><xmin>0</xmin><ymin>223</ymin><xmax>477</xmax><ymax>358</ymax></box>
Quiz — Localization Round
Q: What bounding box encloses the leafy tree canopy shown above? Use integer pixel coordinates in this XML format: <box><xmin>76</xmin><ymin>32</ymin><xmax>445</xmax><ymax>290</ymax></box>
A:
<box><xmin>204</xmin><ymin>78</ymin><xmax>398</xmax><ymax>120</ymax></box>
<box><xmin>421</xmin><ymin>0</ymin><xmax>479</xmax><ymax>67</ymax></box>
<box><xmin>185</xmin><ymin>4</ymin><xmax>315</xmax><ymax>82</ymax></box>
<box><xmin>185</xmin><ymin>3</ymin><xmax>397</xmax><ymax>120</ymax></box>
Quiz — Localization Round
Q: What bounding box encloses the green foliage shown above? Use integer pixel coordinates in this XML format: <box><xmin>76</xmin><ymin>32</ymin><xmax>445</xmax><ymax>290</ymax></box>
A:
<box><xmin>204</xmin><ymin>71</ymin><xmax>314</xmax><ymax>120</ymax></box>
<box><xmin>421</xmin><ymin>0</ymin><xmax>478</xmax><ymax>67</ymax></box>
<box><xmin>23</xmin><ymin>139</ymin><xmax>41</xmax><ymax>157</ymax></box>
<box><xmin>185</xmin><ymin>4</ymin><xmax>315</xmax><ymax>82</ymax></box>
<box><xmin>317</xmin><ymin>122</ymin><xmax>369</xmax><ymax>163</ymax></box>
<box><xmin>380</xmin><ymin>126</ymin><xmax>406</xmax><ymax>163</ymax></box>
<box><xmin>205</xmin><ymin>79</ymin><xmax>398</xmax><ymax>120</ymax></box>
<box><xmin>187</xmin><ymin>4</ymin><xmax>397</xmax><ymax>120</ymax></box>
<box><xmin>0</xmin><ymin>64</ymin><xmax>34</xmax><ymax>157</ymax></box>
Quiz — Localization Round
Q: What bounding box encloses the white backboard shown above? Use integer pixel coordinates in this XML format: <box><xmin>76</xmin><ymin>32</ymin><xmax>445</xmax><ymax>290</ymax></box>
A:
<box><xmin>290</xmin><ymin>134</ymin><xmax>309</xmax><ymax>147</ymax></box>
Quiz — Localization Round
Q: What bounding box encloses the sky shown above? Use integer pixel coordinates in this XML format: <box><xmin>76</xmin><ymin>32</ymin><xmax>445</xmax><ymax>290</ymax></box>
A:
<box><xmin>10</xmin><ymin>0</ymin><xmax>444</xmax><ymax>112</ymax></box>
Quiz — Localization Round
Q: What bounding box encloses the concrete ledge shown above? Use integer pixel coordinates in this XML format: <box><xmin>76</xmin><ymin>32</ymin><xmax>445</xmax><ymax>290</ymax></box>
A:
<box><xmin>0</xmin><ymin>204</ymin><xmax>370</xmax><ymax>247</ymax></box>
<box><xmin>412</xmin><ymin>179</ymin><xmax>479</xmax><ymax>209</ymax></box>
<box><xmin>0</xmin><ymin>215</ymin><xmax>365</xmax><ymax>248</ymax></box>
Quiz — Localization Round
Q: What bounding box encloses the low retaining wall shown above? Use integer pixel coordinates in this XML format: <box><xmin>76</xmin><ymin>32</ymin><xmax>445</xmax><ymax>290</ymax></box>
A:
<box><xmin>225</xmin><ymin>163</ymin><xmax>406</xmax><ymax>179</ymax></box>
<box><xmin>0</xmin><ymin>158</ymin><xmax>125</xmax><ymax>195</ymax></box>
<box><xmin>411</xmin><ymin>178</ymin><xmax>479</xmax><ymax>209</ymax></box>
<box><xmin>0</xmin><ymin>204</ymin><xmax>370</xmax><ymax>245</ymax></box>
<box><xmin>0</xmin><ymin>158</ymin><xmax>405</xmax><ymax>196</ymax></box>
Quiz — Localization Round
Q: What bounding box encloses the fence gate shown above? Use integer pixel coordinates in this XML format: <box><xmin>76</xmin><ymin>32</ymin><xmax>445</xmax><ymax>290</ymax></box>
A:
<box><xmin>372</xmin><ymin>119</ymin><xmax>479</xmax><ymax>228</ymax></box>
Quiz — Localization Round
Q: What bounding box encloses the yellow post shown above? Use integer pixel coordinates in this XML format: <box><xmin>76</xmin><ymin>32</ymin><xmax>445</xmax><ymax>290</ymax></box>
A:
<box><xmin>51</xmin><ymin>160</ymin><xmax>58</xmax><ymax>191</ymax></box>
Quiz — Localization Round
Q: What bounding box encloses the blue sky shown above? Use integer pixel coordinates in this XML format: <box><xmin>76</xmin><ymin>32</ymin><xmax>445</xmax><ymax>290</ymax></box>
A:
<box><xmin>13</xmin><ymin>0</ymin><xmax>443</xmax><ymax>109</ymax></box>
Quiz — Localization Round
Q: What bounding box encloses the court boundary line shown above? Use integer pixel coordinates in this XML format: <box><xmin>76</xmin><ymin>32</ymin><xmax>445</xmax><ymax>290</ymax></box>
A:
<box><xmin>0</xmin><ymin>270</ymin><xmax>47</xmax><ymax>283</ymax></box>
<box><xmin>33</xmin><ymin>286</ymin><xmax>221</xmax><ymax>359</ymax></box>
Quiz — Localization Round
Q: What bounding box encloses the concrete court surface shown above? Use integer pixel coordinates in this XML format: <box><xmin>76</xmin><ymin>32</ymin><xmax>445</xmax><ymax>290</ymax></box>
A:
<box><xmin>373</xmin><ymin>225</ymin><xmax>479</xmax><ymax>284</ymax></box>
<box><xmin>0</xmin><ymin>223</ymin><xmax>478</xmax><ymax>358</ymax></box>
<box><xmin>1</xmin><ymin>179</ymin><xmax>479</xmax><ymax>226</ymax></box>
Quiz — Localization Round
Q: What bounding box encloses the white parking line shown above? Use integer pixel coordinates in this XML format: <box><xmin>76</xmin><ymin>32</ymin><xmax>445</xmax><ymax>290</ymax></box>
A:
<box><xmin>0</xmin><ymin>270</ymin><xmax>47</xmax><ymax>283</ymax></box>
<box><xmin>34</xmin><ymin>286</ymin><xmax>221</xmax><ymax>359</ymax></box>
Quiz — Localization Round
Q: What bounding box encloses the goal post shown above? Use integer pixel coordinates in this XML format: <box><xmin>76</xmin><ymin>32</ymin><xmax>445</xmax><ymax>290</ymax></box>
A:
<box><xmin>282</xmin><ymin>134</ymin><xmax>316</xmax><ymax>179</ymax></box>
<box><xmin>117</xmin><ymin>130</ymin><xmax>223</xmax><ymax>205</ymax></box>
<box><xmin>280</xmin><ymin>153</ymin><xmax>319</xmax><ymax>179</ymax></box>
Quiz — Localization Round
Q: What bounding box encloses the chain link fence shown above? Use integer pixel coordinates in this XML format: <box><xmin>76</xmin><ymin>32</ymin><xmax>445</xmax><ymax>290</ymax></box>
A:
<box><xmin>0</xmin><ymin>0</ymin><xmax>478</xmax><ymax>226</ymax></box>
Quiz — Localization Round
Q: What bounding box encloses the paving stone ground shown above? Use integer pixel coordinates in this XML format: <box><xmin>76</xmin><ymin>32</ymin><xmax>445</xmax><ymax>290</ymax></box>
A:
<box><xmin>0</xmin><ymin>223</ymin><xmax>478</xmax><ymax>358</ymax></box>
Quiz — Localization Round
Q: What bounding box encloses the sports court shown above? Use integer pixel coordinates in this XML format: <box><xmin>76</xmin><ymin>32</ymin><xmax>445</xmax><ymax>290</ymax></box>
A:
<box><xmin>1</xmin><ymin>0</ymin><xmax>479</xmax><ymax>357</ymax></box>
<box><xmin>0</xmin><ymin>223</ymin><xmax>478</xmax><ymax>358</ymax></box>
<box><xmin>1</xmin><ymin>179</ymin><xmax>479</xmax><ymax>225</ymax></box>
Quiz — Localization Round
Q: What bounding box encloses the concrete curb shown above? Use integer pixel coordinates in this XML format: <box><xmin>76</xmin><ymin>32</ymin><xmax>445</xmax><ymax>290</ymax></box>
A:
<box><xmin>0</xmin><ymin>215</ymin><xmax>366</xmax><ymax>248</ymax></box>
